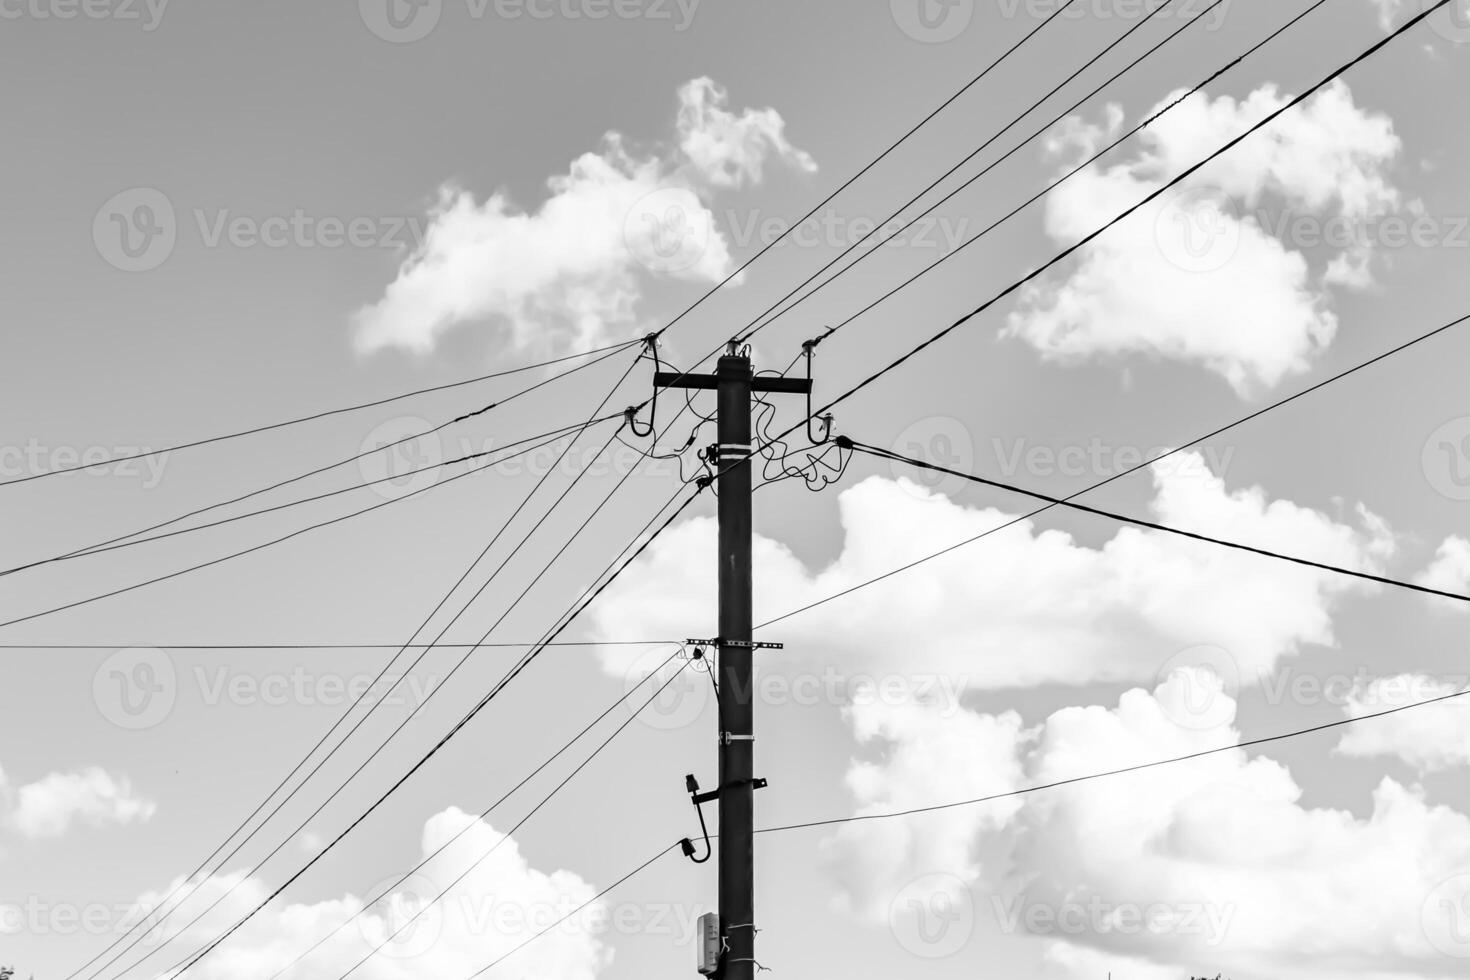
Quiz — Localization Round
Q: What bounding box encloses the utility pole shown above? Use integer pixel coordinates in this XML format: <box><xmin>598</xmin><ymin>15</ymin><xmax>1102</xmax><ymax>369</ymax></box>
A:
<box><xmin>657</xmin><ymin>343</ymin><xmax>811</xmax><ymax>980</ymax></box>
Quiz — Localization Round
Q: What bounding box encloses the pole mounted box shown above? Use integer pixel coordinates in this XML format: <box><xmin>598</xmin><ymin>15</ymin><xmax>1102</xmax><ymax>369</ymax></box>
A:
<box><xmin>697</xmin><ymin>912</ymin><xmax>721</xmax><ymax>976</ymax></box>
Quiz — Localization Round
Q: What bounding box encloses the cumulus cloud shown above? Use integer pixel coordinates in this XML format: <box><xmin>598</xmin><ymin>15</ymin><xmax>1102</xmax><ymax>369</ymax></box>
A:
<box><xmin>1415</xmin><ymin>536</ymin><xmax>1470</xmax><ymax>611</ymax></box>
<box><xmin>1005</xmin><ymin>81</ymin><xmax>1402</xmax><ymax>395</ymax></box>
<box><xmin>592</xmin><ymin>453</ymin><xmax>1395</xmax><ymax>692</ymax></box>
<box><xmin>1002</xmin><ymin>675</ymin><xmax>1470</xmax><ymax>978</ymax></box>
<box><xmin>0</xmin><ymin>764</ymin><xmax>155</xmax><ymax>839</ymax></box>
<box><xmin>121</xmin><ymin>808</ymin><xmax>610</xmax><ymax>980</ymax></box>
<box><xmin>353</xmin><ymin>78</ymin><xmax>815</xmax><ymax>361</ymax></box>
<box><xmin>1336</xmin><ymin>673</ymin><xmax>1470</xmax><ymax>772</ymax></box>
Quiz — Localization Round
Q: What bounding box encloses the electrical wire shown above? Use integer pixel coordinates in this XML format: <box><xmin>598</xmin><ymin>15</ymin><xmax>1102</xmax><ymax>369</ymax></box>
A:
<box><xmin>83</xmin><ymin>361</ymin><xmax>645</xmax><ymax>980</ymax></box>
<box><xmin>265</xmin><ymin>645</ymin><xmax>689</xmax><ymax>980</ymax></box>
<box><xmin>732</xmin><ymin>0</ymin><xmax>1230</xmax><ymax>346</ymax></box>
<box><xmin>756</xmin><ymin>309</ymin><xmax>1470</xmax><ymax>633</ymax></box>
<box><xmin>158</xmin><ymin>488</ymin><xmax>704</xmax><ymax>980</ymax></box>
<box><xmin>0</xmin><ymin>340</ymin><xmax>641</xmax><ymax>489</ymax></box>
<box><xmin>853</xmin><ymin>438</ymin><xmax>1470</xmax><ymax>604</ymax></box>
<box><xmin>2</xmin><ymin>415</ymin><xmax>623</xmax><ymax>634</ymax></box>
<box><xmin>755</xmin><ymin>682</ymin><xmax>1470</xmax><ymax>835</ymax></box>
<box><xmin>14</xmin><ymin>342</ymin><xmax>638</xmax><ymax>580</ymax></box>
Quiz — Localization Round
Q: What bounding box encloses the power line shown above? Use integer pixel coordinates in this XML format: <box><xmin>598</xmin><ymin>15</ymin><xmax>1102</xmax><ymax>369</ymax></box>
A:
<box><xmin>18</xmin><ymin>341</ymin><xmax>637</xmax><ymax>578</ymax></box>
<box><xmin>161</xmin><ymin>488</ymin><xmax>704</xmax><ymax>980</ymax></box>
<box><xmin>643</xmin><ymin>0</ymin><xmax>1088</xmax><ymax>348</ymax></box>
<box><xmin>81</xmin><ymin>362</ymin><xmax>645</xmax><ymax>980</ymax></box>
<box><xmin>266</xmin><ymin>646</ymin><xmax>689</xmax><ymax>980</ymax></box>
<box><xmin>0</xmin><ymin>413</ymin><xmax>612</xmax><ymax>579</ymax></box>
<box><xmin>335</xmin><ymin>654</ymin><xmax>697</xmax><ymax>980</ymax></box>
<box><xmin>795</xmin><ymin>0</ymin><xmax>1332</xmax><ymax>353</ymax></box>
<box><xmin>755</xmin><ymin>683</ymin><xmax>1470</xmax><ymax>835</ymax></box>
<box><xmin>0</xmin><ymin>641</ymin><xmax>673</xmax><ymax>650</ymax></box>
<box><xmin>732</xmin><ymin>0</ymin><xmax>1242</xmax><ymax>346</ymax></box>
<box><xmin>454</xmin><ymin>665</ymin><xmax>1470</xmax><ymax>976</ymax></box>
<box><xmin>463</xmin><ymin>842</ymin><xmax>682</xmax><ymax>980</ymax></box>
<box><xmin>0</xmin><ymin>339</ymin><xmax>641</xmax><ymax>489</ymax></box>
<box><xmin>698</xmin><ymin>0</ymin><xmax>1451</xmax><ymax>531</ymax></box>
<box><xmin>0</xmin><ymin>415</ymin><xmax>622</xmax><ymax>634</ymax></box>
<box><xmin>757</xmin><ymin>310</ymin><xmax>1470</xmax><ymax>633</ymax></box>
<box><xmin>853</xmin><ymin>438</ymin><xmax>1470</xmax><ymax>604</ymax></box>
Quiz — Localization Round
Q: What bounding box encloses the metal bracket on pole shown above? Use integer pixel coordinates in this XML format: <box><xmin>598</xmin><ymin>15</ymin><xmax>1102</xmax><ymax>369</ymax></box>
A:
<box><xmin>686</xmin><ymin>638</ymin><xmax>784</xmax><ymax>651</ymax></box>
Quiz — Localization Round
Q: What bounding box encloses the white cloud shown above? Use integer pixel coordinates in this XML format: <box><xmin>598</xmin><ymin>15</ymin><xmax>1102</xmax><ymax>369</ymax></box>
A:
<box><xmin>0</xmin><ymin>764</ymin><xmax>155</xmax><ymax>840</ymax></box>
<box><xmin>352</xmin><ymin>78</ymin><xmax>814</xmax><ymax>361</ymax></box>
<box><xmin>122</xmin><ymin>808</ymin><xmax>610</xmax><ymax>980</ymax></box>
<box><xmin>1369</xmin><ymin>0</ymin><xmax>1412</xmax><ymax>30</ymax></box>
<box><xmin>1005</xmin><ymin>81</ymin><xmax>1402</xmax><ymax>395</ymax></box>
<box><xmin>1000</xmin><ymin>675</ymin><xmax>1470</xmax><ymax>978</ymax></box>
<box><xmin>592</xmin><ymin>453</ymin><xmax>1395</xmax><ymax>693</ymax></box>
<box><xmin>1415</xmin><ymin>536</ymin><xmax>1470</xmax><ymax>611</ymax></box>
<box><xmin>1337</xmin><ymin>673</ymin><xmax>1470</xmax><ymax>772</ymax></box>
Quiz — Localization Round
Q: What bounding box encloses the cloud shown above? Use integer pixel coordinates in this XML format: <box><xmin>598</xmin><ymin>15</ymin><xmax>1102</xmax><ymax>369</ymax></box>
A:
<box><xmin>352</xmin><ymin>78</ymin><xmax>815</xmax><ymax>361</ymax></box>
<box><xmin>120</xmin><ymin>808</ymin><xmax>612</xmax><ymax>980</ymax></box>
<box><xmin>1415</xmin><ymin>536</ymin><xmax>1470</xmax><ymax>611</ymax></box>
<box><xmin>1336</xmin><ymin>673</ymin><xmax>1470</xmax><ymax>772</ymax></box>
<box><xmin>0</xmin><ymin>764</ymin><xmax>155</xmax><ymax>840</ymax></box>
<box><xmin>1368</xmin><ymin>0</ymin><xmax>1412</xmax><ymax>30</ymax></box>
<box><xmin>1005</xmin><ymin>81</ymin><xmax>1402</xmax><ymax>395</ymax></box>
<box><xmin>592</xmin><ymin>453</ymin><xmax>1395</xmax><ymax>693</ymax></box>
<box><xmin>1000</xmin><ymin>675</ymin><xmax>1470</xmax><ymax>978</ymax></box>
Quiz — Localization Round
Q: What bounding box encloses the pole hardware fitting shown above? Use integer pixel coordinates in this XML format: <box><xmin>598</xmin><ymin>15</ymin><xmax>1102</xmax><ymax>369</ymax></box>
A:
<box><xmin>686</xmin><ymin>638</ymin><xmax>784</xmax><ymax>650</ymax></box>
<box><xmin>719</xmin><ymin>732</ymin><xmax>756</xmax><ymax>745</ymax></box>
<box><xmin>691</xmin><ymin>777</ymin><xmax>768</xmax><ymax>806</ymax></box>
<box><xmin>679</xmin><ymin>774</ymin><xmax>714</xmax><ymax>864</ymax></box>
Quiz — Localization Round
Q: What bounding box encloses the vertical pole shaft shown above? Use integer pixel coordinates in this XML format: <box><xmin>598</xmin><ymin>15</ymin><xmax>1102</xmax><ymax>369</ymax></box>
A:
<box><xmin>716</xmin><ymin>351</ymin><xmax>754</xmax><ymax>980</ymax></box>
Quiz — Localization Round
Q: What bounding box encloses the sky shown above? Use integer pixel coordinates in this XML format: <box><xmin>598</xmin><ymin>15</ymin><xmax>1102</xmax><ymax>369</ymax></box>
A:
<box><xmin>3</xmin><ymin>0</ymin><xmax>1470</xmax><ymax>978</ymax></box>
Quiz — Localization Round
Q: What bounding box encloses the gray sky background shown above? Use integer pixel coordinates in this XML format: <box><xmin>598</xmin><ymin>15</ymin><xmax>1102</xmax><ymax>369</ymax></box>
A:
<box><xmin>3</xmin><ymin>1</ymin><xmax>1470</xmax><ymax>978</ymax></box>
